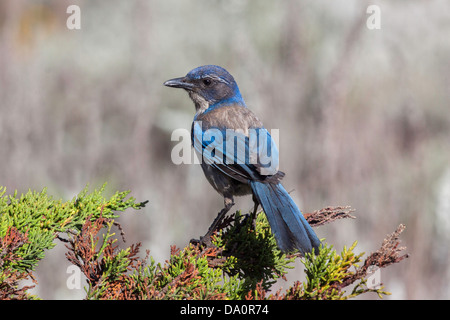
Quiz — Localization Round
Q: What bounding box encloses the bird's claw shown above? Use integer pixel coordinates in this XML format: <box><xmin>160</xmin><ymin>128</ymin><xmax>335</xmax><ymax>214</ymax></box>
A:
<box><xmin>190</xmin><ymin>236</ymin><xmax>214</xmax><ymax>249</ymax></box>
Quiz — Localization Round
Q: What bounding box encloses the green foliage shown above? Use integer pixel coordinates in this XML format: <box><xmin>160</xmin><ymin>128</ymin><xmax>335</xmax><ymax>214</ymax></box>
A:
<box><xmin>213</xmin><ymin>212</ymin><xmax>296</xmax><ymax>295</ymax></box>
<box><xmin>0</xmin><ymin>184</ymin><xmax>147</xmax><ymax>299</ymax></box>
<box><xmin>0</xmin><ymin>184</ymin><xmax>145</xmax><ymax>274</ymax></box>
<box><xmin>302</xmin><ymin>241</ymin><xmax>362</xmax><ymax>299</ymax></box>
<box><xmin>299</xmin><ymin>242</ymin><xmax>389</xmax><ymax>299</ymax></box>
<box><xmin>62</xmin><ymin>209</ymin><xmax>403</xmax><ymax>300</ymax></box>
<box><xmin>147</xmin><ymin>245</ymin><xmax>241</xmax><ymax>300</ymax></box>
<box><xmin>0</xmin><ymin>185</ymin><xmax>407</xmax><ymax>300</ymax></box>
<box><xmin>66</xmin><ymin>216</ymin><xmax>243</xmax><ymax>299</ymax></box>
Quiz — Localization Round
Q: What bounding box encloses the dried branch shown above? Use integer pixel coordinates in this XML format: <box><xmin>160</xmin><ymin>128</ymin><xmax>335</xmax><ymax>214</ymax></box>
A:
<box><xmin>0</xmin><ymin>227</ymin><xmax>36</xmax><ymax>299</ymax></box>
<box><xmin>304</xmin><ymin>206</ymin><xmax>356</xmax><ymax>227</ymax></box>
<box><xmin>339</xmin><ymin>224</ymin><xmax>409</xmax><ymax>289</ymax></box>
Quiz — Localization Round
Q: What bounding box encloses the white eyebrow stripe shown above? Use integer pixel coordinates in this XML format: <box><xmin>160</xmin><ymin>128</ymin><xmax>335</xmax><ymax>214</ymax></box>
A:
<box><xmin>202</xmin><ymin>74</ymin><xmax>230</xmax><ymax>85</ymax></box>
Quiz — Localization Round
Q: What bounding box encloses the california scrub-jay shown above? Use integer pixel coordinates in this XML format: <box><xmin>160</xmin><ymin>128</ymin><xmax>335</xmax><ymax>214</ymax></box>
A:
<box><xmin>164</xmin><ymin>65</ymin><xmax>320</xmax><ymax>254</ymax></box>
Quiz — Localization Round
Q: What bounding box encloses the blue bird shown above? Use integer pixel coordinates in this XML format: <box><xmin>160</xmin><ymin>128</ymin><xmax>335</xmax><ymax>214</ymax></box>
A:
<box><xmin>164</xmin><ymin>65</ymin><xmax>320</xmax><ymax>254</ymax></box>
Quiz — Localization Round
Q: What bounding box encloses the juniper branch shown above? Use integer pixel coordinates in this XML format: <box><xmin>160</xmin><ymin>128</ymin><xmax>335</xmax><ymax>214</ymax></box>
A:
<box><xmin>304</xmin><ymin>206</ymin><xmax>356</xmax><ymax>227</ymax></box>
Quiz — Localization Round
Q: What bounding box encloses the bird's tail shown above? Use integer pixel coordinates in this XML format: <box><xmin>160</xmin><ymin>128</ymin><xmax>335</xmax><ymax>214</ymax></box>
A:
<box><xmin>250</xmin><ymin>181</ymin><xmax>320</xmax><ymax>255</ymax></box>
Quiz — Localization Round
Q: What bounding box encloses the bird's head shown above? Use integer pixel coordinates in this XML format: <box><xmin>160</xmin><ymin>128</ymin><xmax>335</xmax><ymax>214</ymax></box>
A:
<box><xmin>164</xmin><ymin>65</ymin><xmax>245</xmax><ymax>114</ymax></box>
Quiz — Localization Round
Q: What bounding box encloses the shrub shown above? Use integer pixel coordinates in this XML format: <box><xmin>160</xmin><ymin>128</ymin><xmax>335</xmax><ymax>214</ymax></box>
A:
<box><xmin>0</xmin><ymin>186</ymin><xmax>408</xmax><ymax>300</ymax></box>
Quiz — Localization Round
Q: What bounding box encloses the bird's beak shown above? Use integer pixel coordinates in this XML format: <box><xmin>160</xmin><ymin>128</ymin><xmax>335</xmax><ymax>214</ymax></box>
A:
<box><xmin>163</xmin><ymin>77</ymin><xmax>194</xmax><ymax>90</ymax></box>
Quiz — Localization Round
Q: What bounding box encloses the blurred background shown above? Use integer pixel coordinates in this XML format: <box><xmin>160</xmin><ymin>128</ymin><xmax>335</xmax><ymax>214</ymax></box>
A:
<box><xmin>1</xmin><ymin>0</ymin><xmax>449</xmax><ymax>299</ymax></box>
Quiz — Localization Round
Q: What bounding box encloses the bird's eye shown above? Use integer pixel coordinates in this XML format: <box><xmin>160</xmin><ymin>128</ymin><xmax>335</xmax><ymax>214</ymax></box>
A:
<box><xmin>202</xmin><ymin>78</ymin><xmax>212</xmax><ymax>86</ymax></box>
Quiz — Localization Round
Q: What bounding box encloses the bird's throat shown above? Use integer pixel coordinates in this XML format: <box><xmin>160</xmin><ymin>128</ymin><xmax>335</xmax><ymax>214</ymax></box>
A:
<box><xmin>189</xmin><ymin>91</ymin><xmax>209</xmax><ymax>116</ymax></box>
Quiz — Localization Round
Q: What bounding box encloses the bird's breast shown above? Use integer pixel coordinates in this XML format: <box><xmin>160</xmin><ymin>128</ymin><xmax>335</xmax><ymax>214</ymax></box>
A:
<box><xmin>194</xmin><ymin>104</ymin><xmax>263</xmax><ymax>133</ymax></box>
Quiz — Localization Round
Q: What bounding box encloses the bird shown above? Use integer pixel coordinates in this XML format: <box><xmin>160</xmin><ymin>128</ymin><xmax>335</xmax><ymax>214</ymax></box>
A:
<box><xmin>164</xmin><ymin>65</ymin><xmax>320</xmax><ymax>255</ymax></box>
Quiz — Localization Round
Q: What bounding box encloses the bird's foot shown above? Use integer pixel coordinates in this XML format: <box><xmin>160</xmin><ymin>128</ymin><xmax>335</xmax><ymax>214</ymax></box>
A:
<box><xmin>189</xmin><ymin>235</ymin><xmax>215</xmax><ymax>249</ymax></box>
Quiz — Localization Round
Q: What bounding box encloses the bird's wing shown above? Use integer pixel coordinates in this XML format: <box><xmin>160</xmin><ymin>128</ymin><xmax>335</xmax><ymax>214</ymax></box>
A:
<box><xmin>192</xmin><ymin>121</ymin><xmax>282</xmax><ymax>183</ymax></box>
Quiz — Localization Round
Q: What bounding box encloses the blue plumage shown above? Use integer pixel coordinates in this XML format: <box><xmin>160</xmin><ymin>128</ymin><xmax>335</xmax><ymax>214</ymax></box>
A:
<box><xmin>164</xmin><ymin>65</ymin><xmax>320</xmax><ymax>254</ymax></box>
<box><xmin>251</xmin><ymin>182</ymin><xmax>320</xmax><ymax>254</ymax></box>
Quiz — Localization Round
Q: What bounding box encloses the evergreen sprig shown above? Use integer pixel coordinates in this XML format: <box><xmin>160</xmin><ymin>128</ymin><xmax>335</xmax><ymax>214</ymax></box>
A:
<box><xmin>0</xmin><ymin>184</ymin><xmax>407</xmax><ymax>300</ymax></box>
<box><xmin>0</xmin><ymin>184</ymin><xmax>147</xmax><ymax>299</ymax></box>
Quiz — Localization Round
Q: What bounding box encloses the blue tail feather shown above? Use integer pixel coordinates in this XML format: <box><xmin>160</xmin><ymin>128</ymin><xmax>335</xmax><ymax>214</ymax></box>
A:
<box><xmin>250</xmin><ymin>181</ymin><xmax>320</xmax><ymax>254</ymax></box>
